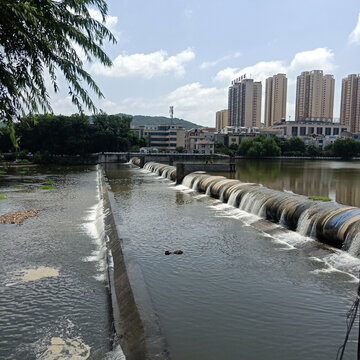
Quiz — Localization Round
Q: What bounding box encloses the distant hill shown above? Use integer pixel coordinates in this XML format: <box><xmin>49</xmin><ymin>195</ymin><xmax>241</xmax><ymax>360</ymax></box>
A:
<box><xmin>116</xmin><ymin>114</ymin><xmax>202</xmax><ymax>130</ymax></box>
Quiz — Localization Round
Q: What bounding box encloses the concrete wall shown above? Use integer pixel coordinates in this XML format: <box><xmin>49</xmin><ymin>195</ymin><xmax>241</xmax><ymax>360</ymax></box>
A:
<box><xmin>176</xmin><ymin>163</ymin><xmax>236</xmax><ymax>184</ymax></box>
<box><xmin>83</xmin><ymin>152</ymin><xmax>229</xmax><ymax>165</ymax></box>
<box><xmin>101</xmin><ymin>171</ymin><xmax>170</xmax><ymax>360</ymax></box>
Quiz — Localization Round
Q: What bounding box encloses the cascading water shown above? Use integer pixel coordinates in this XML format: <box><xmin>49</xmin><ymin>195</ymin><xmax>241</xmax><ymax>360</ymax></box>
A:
<box><xmin>180</xmin><ymin>170</ymin><xmax>360</xmax><ymax>251</ymax></box>
<box><xmin>140</xmin><ymin>160</ymin><xmax>360</xmax><ymax>253</ymax></box>
<box><xmin>142</xmin><ymin>162</ymin><xmax>176</xmax><ymax>181</ymax></box>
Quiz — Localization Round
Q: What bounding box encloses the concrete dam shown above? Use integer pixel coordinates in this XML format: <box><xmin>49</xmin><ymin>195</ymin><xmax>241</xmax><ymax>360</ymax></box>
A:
<box><xmin>132</xmin><ymin>158</ymin><xmax>360</xmax><ymax>253</ymax></box>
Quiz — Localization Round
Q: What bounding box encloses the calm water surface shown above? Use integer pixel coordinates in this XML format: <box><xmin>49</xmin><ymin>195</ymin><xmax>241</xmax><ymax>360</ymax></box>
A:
<box><xmin>232</xmin><ymin>159</ymin><xmax>360</xmax><ymax>207</ymax></box>
<box><xmin>106</xmin><ymin>163</ymin><xmax>360</xmax><ymax>360</ymax></box>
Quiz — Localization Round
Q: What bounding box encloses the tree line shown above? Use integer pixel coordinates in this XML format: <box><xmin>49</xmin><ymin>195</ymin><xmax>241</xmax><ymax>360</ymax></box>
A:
<box><xmin>0</xmin><ymin>114</ymin><xmax>146</xmax><ymax>159</ymax></box>
<box><xmin>215</xmin><ymin>134</ymin><xmax>360</xmax><ymax>159</ymax></box>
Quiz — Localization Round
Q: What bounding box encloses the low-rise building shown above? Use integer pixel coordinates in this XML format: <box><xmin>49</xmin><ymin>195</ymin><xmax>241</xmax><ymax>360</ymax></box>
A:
<box><xmin>131</xmin><ymin>124</ymin><xmax>185</xmax><ymax>152</ymax></box>
<box><xmin>185</xmin><ymin>128</ymin><xmax>215</xmax><ymax>152</ymax></box>
<box><xmin>270</xmin><ymin>120</ymin><xmax>349</xmax><ymax>138</ymax></box>
<box><xmin>194</xmin><ymin>140</ymin><xmax>215</xmax><ymax>154</ymax></box>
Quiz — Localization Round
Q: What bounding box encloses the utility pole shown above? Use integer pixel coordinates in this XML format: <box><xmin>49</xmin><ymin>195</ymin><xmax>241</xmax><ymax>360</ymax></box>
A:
<box><xmin>169</xmin><ymin>106</ymin><xmax>174</xmax><ymax>125</ymax></box>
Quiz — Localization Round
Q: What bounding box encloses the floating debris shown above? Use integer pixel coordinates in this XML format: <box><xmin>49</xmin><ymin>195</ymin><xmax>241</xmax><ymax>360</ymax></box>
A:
<box><xmin>174</xmin><ymin>250</ymin><xmax>183</xmax><ymax>255</ymax></box>
<box><xmin>6</xmin><ymin>266</ymin><xmax>59</xmax><ymax>287</ymax></box>
<box><xmin>165</xmin><ymin>250</ymin><xmax>172</xmax><ymax>255</ymax></box>
<box><xmin>0</xmin><ymin>209</ymin><xmax>41</xmax><ymax>225</ymax></box>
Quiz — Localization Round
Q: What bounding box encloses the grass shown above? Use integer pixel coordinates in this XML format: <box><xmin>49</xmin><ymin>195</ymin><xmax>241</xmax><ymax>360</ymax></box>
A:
<box><xmin>0</xmin><ymin>170</ymin><xmax>6</xmax><ymax>175</ymax></box>
<box><xmin>19</xmin><ymin>170</ymin><xmax>28</xmax><ymax>175</ymax></box>
<box><xmin>40</xmin><ymin>185</ymin><xmax>54</xmax><ymax>190</ymax></box>
<box><xmin>12</xmin><ymin>185</ymin><xmax>21</xmax><ymax>189</ymax></box>
<box><xmin>43</xmin><ymin>180</ymin><xmax>54</xmax><ymax>185</ymax></box>
<box><xmin>308</xmin><ymin>196</ymin><xmax>331</xmax><ymax>202</ymax></box>
<box><xmin>23</xmin><ymin>179</ymin><xmax>33</xmax><ymax>183</ymax></box>
<box><xmin>0</xmin><ymin>194</ymin><xmax>7</xmax><ymax>199</ymax></box>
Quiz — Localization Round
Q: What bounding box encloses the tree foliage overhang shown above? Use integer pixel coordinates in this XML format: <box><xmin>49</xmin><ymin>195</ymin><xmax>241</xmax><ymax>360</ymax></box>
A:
<box><xmin>0</xmin><ymin>0</ymin><xmax>116</xmax><ymax>122</ymax></box>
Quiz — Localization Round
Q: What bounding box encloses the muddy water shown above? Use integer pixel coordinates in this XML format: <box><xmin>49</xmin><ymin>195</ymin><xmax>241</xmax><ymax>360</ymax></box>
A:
<box><xmin>106</xmin><ymin>163</ymin><xmax>359</xmax><ymax>360</ymax></box>
<box><xmin>0</xmin><ymin>166</ymin><xmax>116</xmax><ymax>359</ymax></box>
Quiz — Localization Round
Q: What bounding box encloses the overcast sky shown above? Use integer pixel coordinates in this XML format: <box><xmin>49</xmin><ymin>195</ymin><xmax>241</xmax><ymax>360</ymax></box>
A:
<box><xmin>51</xmin><ymin>0</ymin><xmax>360</xmax><ymax>127</ymax></box>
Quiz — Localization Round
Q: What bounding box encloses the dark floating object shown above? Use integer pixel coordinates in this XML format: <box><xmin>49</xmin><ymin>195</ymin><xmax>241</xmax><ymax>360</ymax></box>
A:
<box><xmin>165</xmin><ymin>250</ymin><xmax>172</xmax><ymax>255</ymax></box>
<box><xmin>174</xmin><ymin>250</ymin><xmax>183</xmax><ymax>255</ymax></box>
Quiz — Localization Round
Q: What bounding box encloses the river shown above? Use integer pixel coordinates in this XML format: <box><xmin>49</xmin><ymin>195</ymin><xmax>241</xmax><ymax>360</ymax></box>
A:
<box><xmin>1</xmin><ymin>160</ymin><xmax>360</xmax><ymax>359</ymax></box>
<box><xmin>105</xmin><ymin>160</ymin><xmax>360</xmax><ymax>360</ymax></box>
<box><xmin>0</xmin><ymin>166</ymin><xmax>121</xmax><ymax>359</ymax></box>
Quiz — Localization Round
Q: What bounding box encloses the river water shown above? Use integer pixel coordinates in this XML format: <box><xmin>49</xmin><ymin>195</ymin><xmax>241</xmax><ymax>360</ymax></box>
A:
<box><xmin>106</xmin><ymin>161</ymin><xmax>360</xmax><ymax>360</ymax></box>
<box><xmin>233</xmin><ymin>159</ymin><xmax>360</xmax><ymax>207</ymax></box>
<box><xmin>0</xmin><ymin>166</ymin><xmax>118</xmax><ymax>359</ymax></box>
<box><xmin>1</xmin><ymin>160</ymin><xmax>360</xmax><ymax>359</ymax></box>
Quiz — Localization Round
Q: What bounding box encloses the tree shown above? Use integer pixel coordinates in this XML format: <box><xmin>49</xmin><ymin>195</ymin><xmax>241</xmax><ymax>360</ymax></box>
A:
<box><xmin>237</xmin><ymin>138</ymin><xmax>253</xmax><ymax>155</ymax></box>
<box><xmin>333</xmin><ymin>138</ymin><xmax>360</xmax><ymax>159</ymax></box>
<box><xmin>262</xmin><ymin>137</ymin><xmax>281</xmax><ymax>156</ymax></box>
<box><xmin>0</xmin><ymin>0</ymin><xmax>116</xmax><ymax>122</ymax></box>
<box><xmin>237</xmin><ymin>135</ymin><xmax>281</xmax><ymax>157</ymax></box>
<box><xmin>282</xmin><ymin>137</ymin><xmax>306</xmax><ymax>156</ymax></box>
<box><xmin>306</xmin><ymin>144</ymin><xmax>322</xmax><ymax>157</ymax></box>
<box><xmin>13</xmin><ymin>113</ymin><xmax>140</xmax><ymax>156</ymax></box>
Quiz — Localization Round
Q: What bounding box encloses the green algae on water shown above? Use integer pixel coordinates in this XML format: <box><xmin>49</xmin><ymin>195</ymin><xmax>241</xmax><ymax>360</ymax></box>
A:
<box><xmin>40</xmin><ymin>185</ymin><xmax>54</xmax><ymax>190</ymax></box>
<box><xmin>308</xmin><ymin>196</ymin><xmax>331</xmax><ymax>201</ymax></box>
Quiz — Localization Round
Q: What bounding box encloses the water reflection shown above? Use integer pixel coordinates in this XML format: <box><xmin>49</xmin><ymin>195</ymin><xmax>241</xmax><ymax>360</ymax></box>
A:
<box><xmin>234</xmin><ymin>160</ymin><xmax>360</xmax><ymax>207</ymax></box>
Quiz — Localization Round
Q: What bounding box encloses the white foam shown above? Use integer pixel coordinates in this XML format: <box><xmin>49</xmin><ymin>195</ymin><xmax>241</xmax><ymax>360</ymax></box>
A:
<box><xmin>6</xmin><ymin>267</ymin><xmax>59</xmax><ymax>287</ymax></box>
<box><xmin>81</xmin><ymin>169</ymin><xmax>108</xmax><ymax>282</ymax></box>
<box><xmin>37</xmin><ymin>319</ymin><xmax>91</xmax><ymax>360</ymax></box>
<box><xmin>173</xmin><ymin>185</ymin><xmax>188</xmax><ymax>191</ymax></box>
<box><xmin>105</xmin><ymin>345</ymin><xmax>126</xmax><ymax>360</ymax></box>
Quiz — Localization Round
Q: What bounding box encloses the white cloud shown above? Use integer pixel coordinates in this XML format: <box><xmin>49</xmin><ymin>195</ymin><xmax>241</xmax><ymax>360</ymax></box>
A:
<box><xmin>51</xmin><ymin>96</ymin><xmax>78</xmax><ymax>115</ymax></box>
<box><xmin>91</xmin><ymin>48</ymin><xmax>195</xmax><ymax>78</ymax></box>
<box><xmin>214</xmin><ymin>61</ymin><xmax>286</xmax><ymax>84</ymax></box>
<box><xmin>286</xmin><ymin>102</ymin><xmax>296</xmax><ymax>121</ymax></box>
<box><xmin>88</xmin><ymin>9</ymin><xmax>118</xmax><ymax>31</ymax></box>
<box><xmin>349</xmin><ymin>12</ymin><xmax>360</xmax><ymax>45</ymax></box>
<box><xmin>200</xmin><ymin>52</ymin><xmax>241</xmax><ymax>70</ymax></box>
<box><xmin>100</xmin><ymin>82</ymin><xmax>227</xmax><ymax>127</ymax></box>
<box><xmin>214</xmin><ymin>47</ymin><xmax>335</xmax><ymax>85</ymax></box>
<box><xmin>167</xmin><ymin>83</ymin><xmax>227</xmax><ymax>125</ymax></box>
<box><xmin>288</xmin><ymin>48</ymin><xmax>336</xmax><ymax>73</ymax></box>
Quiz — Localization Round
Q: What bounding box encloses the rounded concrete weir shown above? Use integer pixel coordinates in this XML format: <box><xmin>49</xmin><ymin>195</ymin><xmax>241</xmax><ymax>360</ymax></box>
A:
<box><xmin>140</xmin><ymin>162</ymin><xmax>360</xmax><ymax>249</ymax></box>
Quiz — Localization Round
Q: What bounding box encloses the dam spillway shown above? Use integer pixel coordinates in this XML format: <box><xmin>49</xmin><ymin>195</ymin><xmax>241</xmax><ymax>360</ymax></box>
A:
<box><xmin>136</xmin><ymin>160</ymin><xmax>360</xmax><ymax>253</ymax></box>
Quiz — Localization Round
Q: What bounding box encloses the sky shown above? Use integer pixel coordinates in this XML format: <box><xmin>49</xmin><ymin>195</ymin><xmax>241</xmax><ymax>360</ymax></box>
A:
<box><xmin>51</xmin><ymin>0</ymin><xmax>360</xmax><ymax>127</ymax></box>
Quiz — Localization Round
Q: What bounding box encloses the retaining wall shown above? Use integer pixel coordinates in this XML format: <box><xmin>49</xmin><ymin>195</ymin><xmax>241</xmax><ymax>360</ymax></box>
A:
<box><xmin>101</xmin><ymin>170</ymin><xmax>170</xmax><ymax>360</ymax></box>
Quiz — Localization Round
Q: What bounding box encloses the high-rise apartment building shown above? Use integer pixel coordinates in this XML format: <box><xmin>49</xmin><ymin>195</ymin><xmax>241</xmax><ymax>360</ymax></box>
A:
<box><xmin>215</xmin><ymin>109</ymin><xmax>229</xmax><ymax>132</ymax></box>
<box><xmin>340</xmin><ymin>74</ymin><xmax>360</xmax><ymax>133</ymax></box>
<box><xmin>228</xmin><ymin>77</ymin><xmax>262</xmax><ymax>128</ymax></box>
<box><xmin>295</xmin><ymin>70</ymin><xmax>335</xmax><ymax>121</ymax></box>
<box><xmin>265</xmin><ymin>74</ymin><xmax>287</xmax><ymax>126</ymax></box>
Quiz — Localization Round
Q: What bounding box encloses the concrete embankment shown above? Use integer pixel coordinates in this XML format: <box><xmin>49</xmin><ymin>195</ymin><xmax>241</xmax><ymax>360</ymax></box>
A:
<box><xmin>100</xmin><ymin>169</ymin><xmax>170</xmax><ymax>360</ymax></box>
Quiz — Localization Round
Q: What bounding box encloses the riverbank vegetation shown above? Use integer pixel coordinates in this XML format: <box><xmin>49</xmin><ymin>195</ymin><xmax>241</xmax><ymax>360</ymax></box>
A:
<box><xmin>0</xmin><ymin>114</ymin><xmax>146</xmax><ymax>163</ymax></box>
<box><xmin>215</xmin><ymin>135</ymin><xmax>360</xmax><ymax>159</ymax></box>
